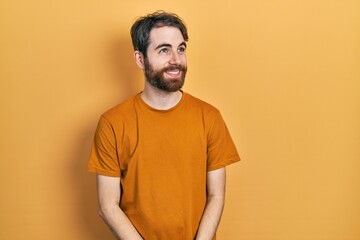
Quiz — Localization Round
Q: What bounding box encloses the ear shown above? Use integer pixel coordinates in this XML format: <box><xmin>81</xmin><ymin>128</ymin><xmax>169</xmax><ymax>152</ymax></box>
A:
<box><xmin>134</xmin><ymin>51</ymin><xmax>145</xmax><ymax>69</ymax></box>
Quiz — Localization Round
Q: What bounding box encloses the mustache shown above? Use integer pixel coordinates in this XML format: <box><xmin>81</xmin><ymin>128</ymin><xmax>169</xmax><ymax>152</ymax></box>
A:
<box><xmin>162</xmin><ymin>64</ymin><xmax>187</xmax><ymax>72</ymax></box>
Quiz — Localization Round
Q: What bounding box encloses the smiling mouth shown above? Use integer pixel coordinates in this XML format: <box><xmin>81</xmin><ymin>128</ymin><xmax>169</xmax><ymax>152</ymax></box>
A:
<box><xmin>165</xmin><ymin>69</ymin><xmax>181</xmax><ymax>77</ymax></box>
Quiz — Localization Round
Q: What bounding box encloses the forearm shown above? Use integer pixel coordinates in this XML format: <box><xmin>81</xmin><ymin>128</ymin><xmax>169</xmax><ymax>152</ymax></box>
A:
<box><xmin>99</xmin><ymin>204</ymin><xmax>143</xmax><ymax>240</ymax></box>
<box><xmin>195</xmin><ymin>194</ymin><xmax>225</xmax><ymax>240</ymax></box>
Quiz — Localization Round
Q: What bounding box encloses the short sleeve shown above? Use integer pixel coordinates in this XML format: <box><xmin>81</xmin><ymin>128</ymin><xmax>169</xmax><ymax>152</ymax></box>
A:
<box><xmin>207</xmin><ymin>111</ymin><xmax>240</xmax><ymax>171</ymax></box>
<box><xmin>87</xmin><ymin>116</ymin><xmax>121</xmax><ymax>177</ymax></box>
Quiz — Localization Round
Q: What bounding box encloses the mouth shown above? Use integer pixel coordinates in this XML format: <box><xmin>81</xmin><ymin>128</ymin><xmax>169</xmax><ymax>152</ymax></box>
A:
<box><xmin>165</xmin><ymin>69</ymin><xmax>181</xmax><ymax>78</ymax></box>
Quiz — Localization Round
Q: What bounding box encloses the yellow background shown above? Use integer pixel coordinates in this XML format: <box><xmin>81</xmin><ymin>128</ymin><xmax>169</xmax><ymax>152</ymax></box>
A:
<box><xmin>1</xmin><ymin>0</ymin><xmax>359</xmax><ymax>239</ymax></box>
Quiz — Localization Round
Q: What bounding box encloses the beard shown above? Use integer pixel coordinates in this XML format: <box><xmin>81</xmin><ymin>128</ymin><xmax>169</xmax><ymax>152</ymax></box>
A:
<box><xmin>144</xmin><ymin>58</ymin><xmax>187</xmax><ymax>92</ymax></box>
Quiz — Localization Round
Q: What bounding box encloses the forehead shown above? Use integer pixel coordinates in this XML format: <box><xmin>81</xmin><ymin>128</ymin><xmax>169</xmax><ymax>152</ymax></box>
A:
<box><xmin>148</xmin><ymin>26</ymin><xmax>185</xmax><ymax>47</ymax></box>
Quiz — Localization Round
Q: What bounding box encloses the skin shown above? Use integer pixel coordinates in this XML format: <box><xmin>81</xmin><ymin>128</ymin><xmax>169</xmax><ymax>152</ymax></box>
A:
<box><xmin>97</xmin><ymin>175</ymin><xmax>143</xmax><ymax>239</ymax></box>
<box><xmin>135</xmin><ymin>26</ymin><xmax>187</xmax><ymax>110</ymax></box>
<box><xmin>195</xmin><ymin>168</ymin><xmax>226</xmax><ymax>240</ymax></box>
<box><xmin>97</xmin><ymin>26</ymin><xmax>226</xmax><ymax>240</ymax></box>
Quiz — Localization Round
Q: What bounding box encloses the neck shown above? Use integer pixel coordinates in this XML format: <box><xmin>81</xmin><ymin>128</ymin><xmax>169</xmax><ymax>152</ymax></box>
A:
<box><xmin>141</xmin><ymin>83</ymin><xmax>183</xmax><ymax>110</ymax></box>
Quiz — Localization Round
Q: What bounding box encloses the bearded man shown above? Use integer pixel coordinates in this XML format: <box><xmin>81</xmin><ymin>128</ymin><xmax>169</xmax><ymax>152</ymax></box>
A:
<box><xmin>88</xmin><ymin>11</ymin><xmax>240</xmax><ymax>240</ymax></box>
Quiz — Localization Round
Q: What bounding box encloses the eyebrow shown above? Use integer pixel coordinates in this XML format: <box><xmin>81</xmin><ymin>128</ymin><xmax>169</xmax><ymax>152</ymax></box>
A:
<box><xmin>154</xmin><ymin>42</ymin><xmax>187</xmax><ymax>50</ymax></box>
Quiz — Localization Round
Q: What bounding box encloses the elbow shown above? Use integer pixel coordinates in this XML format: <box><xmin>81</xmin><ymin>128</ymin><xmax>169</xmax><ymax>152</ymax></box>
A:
<box><xmin>98</xmin><ymin>200</ymin><xmax>121</xmax><ymax>221</ymax></box>
<box><xmin>207</xmin><ymin>193</ymin><xmax>225</xmax><ymax>206</ymax></box>
<box><xmin>98</xmin><ymin>203</ymin><xmax>113</xmax><ymax>221</ymax></box>
<box><xmin>98</xmin><ymin>206</ymin><xmax>107</xmax><ymax>220</ymax></box>
<box><xmin>98</xmin><ymin>207</ymin><xmax>105</xmax><ymax>219</ymax></box>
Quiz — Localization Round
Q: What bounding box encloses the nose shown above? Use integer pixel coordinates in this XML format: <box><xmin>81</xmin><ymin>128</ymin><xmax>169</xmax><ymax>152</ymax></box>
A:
<box><xmin>169</xmin><ymin>50</ymin><xmax>180</xmax><ymax>65</ymax></box>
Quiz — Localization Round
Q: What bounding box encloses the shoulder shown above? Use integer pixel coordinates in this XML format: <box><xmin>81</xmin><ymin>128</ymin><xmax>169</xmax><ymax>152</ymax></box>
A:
<box><xmin>101</xmin><ymin>94</ymin><xmax>139</xmax><ymax>123</ymax></box>
<box><xmin>183</xmin><ymin>92</ymin><xmax>221</xmax><ymax>117</ymax></box>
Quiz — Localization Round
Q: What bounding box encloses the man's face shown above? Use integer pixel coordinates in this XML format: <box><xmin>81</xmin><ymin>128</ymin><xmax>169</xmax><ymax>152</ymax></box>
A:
<box><xmin>143</xmin><ymin>26</ymin><xmax>187</xmax><ymax>92</ymax></box>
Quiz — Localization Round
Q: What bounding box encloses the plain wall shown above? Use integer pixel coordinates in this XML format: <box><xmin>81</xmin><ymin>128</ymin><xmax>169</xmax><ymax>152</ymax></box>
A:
<box><xmin>1</xmin><ymin>0</ymin><xmax>359</xmax><ymax>239</ymax></box>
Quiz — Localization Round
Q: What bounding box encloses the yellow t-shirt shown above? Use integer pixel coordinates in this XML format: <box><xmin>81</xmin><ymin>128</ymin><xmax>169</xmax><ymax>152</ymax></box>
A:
<box><xmin>88</xmin><ymin>92</ymin><xmax>240</xmax><ymax>239</ymax></box>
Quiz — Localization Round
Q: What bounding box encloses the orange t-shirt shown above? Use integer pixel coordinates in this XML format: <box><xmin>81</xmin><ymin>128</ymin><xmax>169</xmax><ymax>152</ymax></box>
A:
<box><xmin>88</xmin><ymin>92</ymin><xmax>240</xmax><ymax>239</ymax></box>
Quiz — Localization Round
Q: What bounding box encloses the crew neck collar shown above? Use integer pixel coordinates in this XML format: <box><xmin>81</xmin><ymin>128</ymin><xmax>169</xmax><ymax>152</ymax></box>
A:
<box><xmin>136</xmin><ymin>91</ymin><xmax>186</xmax><ymax>112</ymax></box>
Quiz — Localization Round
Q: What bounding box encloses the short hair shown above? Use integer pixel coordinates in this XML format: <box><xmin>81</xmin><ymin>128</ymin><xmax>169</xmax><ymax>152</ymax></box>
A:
<box><xmin>130</xmin><ymin>11</ymin><xmax>189</xmax><ymax>57</ymax></box>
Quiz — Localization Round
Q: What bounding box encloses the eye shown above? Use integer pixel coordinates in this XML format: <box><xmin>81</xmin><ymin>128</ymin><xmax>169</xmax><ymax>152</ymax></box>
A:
<box><xmin>178</xmin><ymin>46</ymin><xmax>186</xmax><ymax>53</ymax></box>
<box><xmin>159</xmin><ymin>48</ymin><xmax>169</xmax><ymax>54</ymax></box>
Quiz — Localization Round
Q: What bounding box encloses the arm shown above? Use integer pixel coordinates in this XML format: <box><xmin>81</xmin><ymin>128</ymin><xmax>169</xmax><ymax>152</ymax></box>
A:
<box><xmin>97</xmin><ymin>174</ymin><xmax>143</xmax><ymax>240</ymax></box>
<box><xmin>195</xmin><ymin>167</ymin><xmax>226</xmax><ymax>240</ymax></box>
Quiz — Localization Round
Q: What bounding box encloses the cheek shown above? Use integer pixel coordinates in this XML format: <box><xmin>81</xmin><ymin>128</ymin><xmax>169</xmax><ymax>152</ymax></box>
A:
<box><xmin>181</xmin><ymin>55</ymin><xmax>187</xmax><ymax>64</ymax></box>
<box><xmin>150</xmin><ymin>58</ymin><xmax>168</xmax><ymax>68</ymax></box>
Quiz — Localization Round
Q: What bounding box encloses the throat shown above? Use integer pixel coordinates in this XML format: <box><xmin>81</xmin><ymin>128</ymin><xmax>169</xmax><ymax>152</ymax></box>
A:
<box><xmin>140</xmin><ymin>88</ymin><xmax>183</xmax><ymax>110</ymax></box>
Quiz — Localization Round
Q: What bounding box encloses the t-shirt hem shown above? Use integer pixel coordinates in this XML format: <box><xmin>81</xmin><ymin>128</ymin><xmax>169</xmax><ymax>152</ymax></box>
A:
<box><xmin>87</xmin><ymin>166</ymin><xmax>121</xmax><ymax>177</ymax></box>
<box><xmin>207</xmin><ymin>156</ymin><xmax>241</xmax><ymax>171</ymax></box>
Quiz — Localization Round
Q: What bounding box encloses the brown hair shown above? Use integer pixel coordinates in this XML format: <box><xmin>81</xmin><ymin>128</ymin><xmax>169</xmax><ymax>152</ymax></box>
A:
<box><xmin>130</xmin><ymin>11</ymin><xmax>189</xmax><ymax>57</ymax></box>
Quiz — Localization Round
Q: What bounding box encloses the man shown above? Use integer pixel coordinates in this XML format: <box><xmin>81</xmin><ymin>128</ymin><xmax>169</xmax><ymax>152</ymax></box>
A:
<box><xmin>88</xmin><ymin>11</ymin><xmax>240</xmax><ymax>240</ymax></box>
